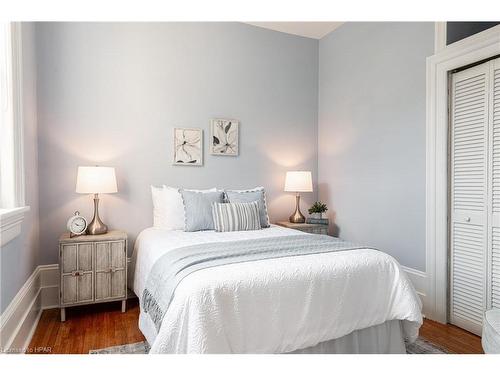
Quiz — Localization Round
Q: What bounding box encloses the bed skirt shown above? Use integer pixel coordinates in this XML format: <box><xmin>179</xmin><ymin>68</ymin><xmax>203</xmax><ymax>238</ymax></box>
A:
<box><xmin>288</xmin><ymin>320</ymin><xmax>406</xmax><ymax>354</ymax></box>
<box><xmin>140</xmin><ymin>310</ymin><xmax>406</xmax><ymax>354</ymax></box>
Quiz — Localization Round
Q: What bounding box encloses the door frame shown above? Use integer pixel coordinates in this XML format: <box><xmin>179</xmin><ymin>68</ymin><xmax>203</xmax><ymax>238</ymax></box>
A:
<box><xmin>426</xmin><ymin>24</ymin><xmax>500</xmax><ymax>323</ymax></box>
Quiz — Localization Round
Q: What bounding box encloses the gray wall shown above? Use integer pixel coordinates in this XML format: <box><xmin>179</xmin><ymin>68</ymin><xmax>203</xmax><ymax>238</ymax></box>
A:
<box><xmin>447</xmin><ymin>22</ymin><xmax>500</xmax><ymax>45</ymax></box>
<box><xmin>1</xmin><ymin>23</ymin><xmax>40</xmax><ymax>313</ymax></box>
<box><xmin>35</xmin><ymin>22</ymin><xmax>319</xmax><ymax>264</ymax></box>
<box><xmin>318</xmin><ymin>22</ymin><xmax>434</xmax><ymax>271</ymax></box>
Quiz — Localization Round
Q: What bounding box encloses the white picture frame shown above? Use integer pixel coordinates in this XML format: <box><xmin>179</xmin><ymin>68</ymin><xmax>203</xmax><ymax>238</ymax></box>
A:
<box><xmin>173</xmin><ymin>128</ymin><xmax>203</xmax><ymax>166</ymax></box>
<box><xmin>210</xmin><ymin>118</ymin><xmax>239</xmax><ymax>156</ymax></box>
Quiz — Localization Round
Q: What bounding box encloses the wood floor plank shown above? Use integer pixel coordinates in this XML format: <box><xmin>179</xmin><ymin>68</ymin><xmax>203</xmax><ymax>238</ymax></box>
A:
<box><xmin>27</xmin><ymin>299</ymin><xmax>483</xmax><ymax>354</ymax></box>
<box><xmin>419</xmin><ymin>318</ymin><xmax>483</xmax><ymax>354</ymax></box>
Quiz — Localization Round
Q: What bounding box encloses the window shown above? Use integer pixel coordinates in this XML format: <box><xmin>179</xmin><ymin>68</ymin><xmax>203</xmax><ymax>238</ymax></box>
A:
<box><xmin>0</xmin><ymin>22</ymin><xmax>29</xmax><ymax>247</ymax></box>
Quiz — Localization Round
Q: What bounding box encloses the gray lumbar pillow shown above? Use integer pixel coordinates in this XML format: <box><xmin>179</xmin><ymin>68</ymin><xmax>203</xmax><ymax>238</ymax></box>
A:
<box><xmin>224</xmin><ymin>187</ymin><xmax>270</xmax><ymax>228</ymax></box>
<box><xmin>181</xmin><ymin>190</ymin><xmax>224</xmax><ymax>231</ymax></box>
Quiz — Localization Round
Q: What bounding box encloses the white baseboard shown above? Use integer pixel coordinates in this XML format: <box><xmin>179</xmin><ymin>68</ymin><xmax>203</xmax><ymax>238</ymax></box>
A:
<box><xmin>0</xmin><ymin>266</ymin><xmax>42</xmax><ymax>353</ymax></box>
<box><xmin>401</xmin><ymin>266</ymin><xmax>429</xmax><ymax>317</ymax></box>
<box><xmin>0</xmin><ymin>264</ymin><xmax>60</xmax><ymax>353</ymax></box>
<box><xmin>39</xmin><ymin>264</ymin><xmax>60</xmax><ymax>309</ymax></box>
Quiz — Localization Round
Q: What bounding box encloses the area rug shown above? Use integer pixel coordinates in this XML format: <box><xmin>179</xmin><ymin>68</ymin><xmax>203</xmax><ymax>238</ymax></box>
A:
<box><xmin>89</xmin><ymin>341</ymin><xmax>150</xmax><ymax>354</ymax></box>
<box><xmin>89</xmin><ymin>337</ymin><xmax>448</xmax><ymax>354</ymax></box>
<box><xmin>405</xmin><ymin>337</ymin><xmax>448</xmax><ymax>354</ymax></box>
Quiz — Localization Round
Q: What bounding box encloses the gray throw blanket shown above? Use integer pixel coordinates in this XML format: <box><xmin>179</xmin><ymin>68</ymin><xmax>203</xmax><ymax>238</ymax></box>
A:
<box><xmin>142</xmin><ymin>234</ymin><xmax>365</xmax><ymax>332</ymax></box>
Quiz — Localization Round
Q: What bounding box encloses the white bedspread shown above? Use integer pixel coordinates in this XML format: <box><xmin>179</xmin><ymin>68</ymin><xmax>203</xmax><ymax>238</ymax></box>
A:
<box><xmin>130</xmin><ymin>226</ymin><xmax>422</xmax><ymax>353</ymax></box>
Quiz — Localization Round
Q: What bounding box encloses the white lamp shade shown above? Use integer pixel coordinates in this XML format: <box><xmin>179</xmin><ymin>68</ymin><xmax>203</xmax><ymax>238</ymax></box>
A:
<box><xmin>76</xmin><ymin>166</ymin><xmax>118</xmax><ymax>194</ymax></box>
<box><xmin>284</xmin><ymin>171</ymin><xmax>313</xmax><ymax>192</ymax></box>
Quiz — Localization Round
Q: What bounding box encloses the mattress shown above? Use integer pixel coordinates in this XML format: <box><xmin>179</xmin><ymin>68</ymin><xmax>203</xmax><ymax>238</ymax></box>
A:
<box><xmin>130</xmin><ymin>226</ymin><xmax>422</xmax><ymax>353</ymax></box>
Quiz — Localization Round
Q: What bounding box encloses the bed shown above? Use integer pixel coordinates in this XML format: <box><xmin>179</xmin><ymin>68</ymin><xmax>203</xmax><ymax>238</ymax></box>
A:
<box><xmin>129</xmin><ymin>225</ymin><xmax>422</xmax><ymax>354</ymax></box>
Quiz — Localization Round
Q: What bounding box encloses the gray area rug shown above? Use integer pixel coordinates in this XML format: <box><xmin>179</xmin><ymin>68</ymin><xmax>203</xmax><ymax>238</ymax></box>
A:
<box><xmin>89</xmin><ymin>341</ymin><xmax>150</xmax><ymax>354</ymax></box>
<box><xmin>89</xmin><ymin>337</ymin><xmax>448</xmax><ymax>354</ymax></box>
<box><xmin>405</xmin><ymin>337</ymin><xmax>448</xmax><ymax>354</ymax></box>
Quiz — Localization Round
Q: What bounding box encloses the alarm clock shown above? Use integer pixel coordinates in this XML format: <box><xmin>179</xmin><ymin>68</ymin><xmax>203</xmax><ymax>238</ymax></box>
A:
<box><xmin>67</xmin><ymin>211</ymin><xmax>88</xmax><ymax>237</ymax></box>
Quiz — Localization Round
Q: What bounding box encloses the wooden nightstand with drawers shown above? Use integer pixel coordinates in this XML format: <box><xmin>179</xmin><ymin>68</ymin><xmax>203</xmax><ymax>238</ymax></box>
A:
<box><xmin>276</xmin><ymin>221</ymin><xmax>329</xmax><ymax>235</ymax></box>
<box><xmin>59</xmin><ymin>230</ymin><xmax>128</xmax><ymax>322</ymax></box>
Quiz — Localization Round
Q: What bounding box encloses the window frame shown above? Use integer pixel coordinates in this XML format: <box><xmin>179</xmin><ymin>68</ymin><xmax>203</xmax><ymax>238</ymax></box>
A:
<box><xmin>0</xmin><ymin>22</ymin><xmax>29</xmax><ymax>247</ymax></box>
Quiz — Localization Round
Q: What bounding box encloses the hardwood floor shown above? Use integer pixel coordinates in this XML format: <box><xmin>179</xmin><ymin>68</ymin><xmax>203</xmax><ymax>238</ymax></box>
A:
<box><xmin>27</xmin><ymin>299</ymin><xmax>483</xmax><ymax>354</ymax></box>
<box><xmin>419</xmin><ymin>318</ymin><xmax>483</xmax><ymax>354</ymax></box>
<box><xmin>27</xmin><ymin>299</ymin><xmax>145</xmax><ymax>354</ymax></box>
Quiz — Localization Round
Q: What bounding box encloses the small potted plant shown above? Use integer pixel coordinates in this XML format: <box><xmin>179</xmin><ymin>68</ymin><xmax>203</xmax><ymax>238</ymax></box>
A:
<box><xmin>308</xmin><ymin>201</ymin><xmax>328</xmax><ymax>219</ymax></box>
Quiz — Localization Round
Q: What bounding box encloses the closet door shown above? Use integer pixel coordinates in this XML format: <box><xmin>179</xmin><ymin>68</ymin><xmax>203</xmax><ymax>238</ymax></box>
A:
<box><xmin>450</xmin><ymin>62</ymin><xmax>490</xmax><ymax>335</ymax></box>
<box><xmin>490</xmin><ymin>58</ymin><xmax>500</xmax><ymax>310</ymax></box>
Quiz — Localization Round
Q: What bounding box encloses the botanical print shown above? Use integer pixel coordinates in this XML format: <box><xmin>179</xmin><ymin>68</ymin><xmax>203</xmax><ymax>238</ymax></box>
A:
<box><xmin>211</xmin><ymin>119</ymin><xmax>239</xmax><ymax>156</ymax></box>
<box><xmin>173</xmin><ymin>128</ymin><xmax>203</xmax><ymax>166</ymax></box>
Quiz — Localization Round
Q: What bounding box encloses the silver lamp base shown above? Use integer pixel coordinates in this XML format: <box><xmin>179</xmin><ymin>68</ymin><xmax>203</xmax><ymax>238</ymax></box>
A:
<box><xmin>86</xmin><ymin>193</ymin><xmax>108</xmax><ymax>235</ymax></box>
<box><xmin>289</xmin><ymin>193</ymin><xmax>305</xmax><ymax>223</ymax></box>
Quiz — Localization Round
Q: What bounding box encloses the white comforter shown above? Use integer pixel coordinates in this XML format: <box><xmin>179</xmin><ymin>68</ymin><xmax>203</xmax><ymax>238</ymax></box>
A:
<box><xmin>130</xmin><ymin>226</ymin><xmax>422</xmax><ymax>353</ymax></box>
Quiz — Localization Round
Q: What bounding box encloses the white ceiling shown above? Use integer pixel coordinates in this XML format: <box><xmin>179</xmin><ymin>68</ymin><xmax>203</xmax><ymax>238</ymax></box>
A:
<box><xmin>244</xmin><ymin>22</ymin><xmax>343</xmax><ymax>39</ymax></box>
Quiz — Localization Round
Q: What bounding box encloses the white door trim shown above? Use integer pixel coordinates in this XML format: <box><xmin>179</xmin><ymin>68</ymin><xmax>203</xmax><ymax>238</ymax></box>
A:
<box><xmin>426</xmin><ymin>24</ymin><xmax>500</xmax><ymax>323</ymax></box>
<box><xmin>434</xmin><ymin>22</ymin><xmax>447</xmax><ymax>54</ymax></box>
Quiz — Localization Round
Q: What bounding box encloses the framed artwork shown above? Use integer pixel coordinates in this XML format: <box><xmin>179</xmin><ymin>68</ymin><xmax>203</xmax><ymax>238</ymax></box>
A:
<box><xmin>210</xmin><ymin>118</ymin><xmax>239</xmax><ymax>156</ymax></box>
<box><xmin>173</xmin><ymin>128</ymin><xmax>203</xmax><ymax>166</ymax></box>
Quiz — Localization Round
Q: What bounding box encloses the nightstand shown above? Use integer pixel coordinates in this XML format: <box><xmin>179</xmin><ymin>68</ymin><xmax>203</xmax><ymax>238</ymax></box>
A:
<box><xmin>276</xmin><ymin>221</ymin><xmax>329</xmax><ymax>235</ymax></box>
<box><xmin>59</xmin><ymin>230</ymin><xmax>127</xmax><ymax>322</ymax></box>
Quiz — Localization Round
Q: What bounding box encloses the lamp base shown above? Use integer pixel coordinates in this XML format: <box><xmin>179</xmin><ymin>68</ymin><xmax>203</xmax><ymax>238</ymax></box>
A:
<box><xmin>289</xmin><ymin>193</ymin><xmax>306</xmax><ymax>223</ymax></box>
<box><xmin>86</xmin><ymin>194</ymin><xmax>109</xmax><ymax>235</ymax></box>
<box><xmin>86</xmin><ymin>218</ymin><xmax>108</xmax><ymax>235</ymax></box>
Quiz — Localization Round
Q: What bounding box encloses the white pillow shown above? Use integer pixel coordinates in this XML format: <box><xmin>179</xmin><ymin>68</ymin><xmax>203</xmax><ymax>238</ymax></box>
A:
<box><xmin>151</xmin><ymin>185</ymin><xmax>217</xmax><ymax>230</ymax></box>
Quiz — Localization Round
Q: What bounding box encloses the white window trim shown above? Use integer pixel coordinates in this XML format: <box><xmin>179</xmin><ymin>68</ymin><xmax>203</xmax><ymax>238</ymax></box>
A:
<box><xmin>0</xmin><ymin>206</ymin><xmax>29</xmax><ymax>246</ymax></box>
<box><xmin>426</xmin><ymin>24</ymin><xmax>500</xmax><ymax>323</ymax></box>
<box><xmin>1</xmin><ymin>22</ymin><xmax>28</xmax><ymax>247</ymax></box>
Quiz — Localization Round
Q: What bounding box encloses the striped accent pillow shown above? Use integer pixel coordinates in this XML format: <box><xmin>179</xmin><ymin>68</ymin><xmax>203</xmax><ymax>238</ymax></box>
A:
<box><xmin>212</xmin><ymin>201</ymin><xmax>262</xmax><ymax>232</ymax></box>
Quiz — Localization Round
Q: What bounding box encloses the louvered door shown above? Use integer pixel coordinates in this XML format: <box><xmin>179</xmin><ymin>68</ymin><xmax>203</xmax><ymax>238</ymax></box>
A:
<box><xmin>490</xmin><ymin>58</ymin><xmax>500</xmax><ymax>310</ymax></box>
<box><xmin>450</xmin><ymin>62</ymin><xmax>489</xmax><ymax>336</ymax></box>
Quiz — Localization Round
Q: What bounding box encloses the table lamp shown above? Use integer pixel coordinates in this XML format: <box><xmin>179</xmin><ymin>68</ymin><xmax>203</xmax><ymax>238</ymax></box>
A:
<box><xmin>284</xmin><ymin>171</ymin><xmax>313</xmax><ymax>223</ymax></box>
<box><xmin>76</xmin><ymin>166</ymin><xmax>117</xmax><ymax>235</ymax></box>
